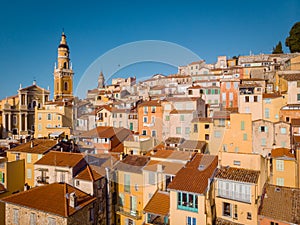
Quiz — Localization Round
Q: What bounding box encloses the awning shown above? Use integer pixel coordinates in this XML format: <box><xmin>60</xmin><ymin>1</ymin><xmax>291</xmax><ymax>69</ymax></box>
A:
<box><xmin>49</xmin><ymin>131</ymin><xmax>64</xmax><ymax>138</ymax></box>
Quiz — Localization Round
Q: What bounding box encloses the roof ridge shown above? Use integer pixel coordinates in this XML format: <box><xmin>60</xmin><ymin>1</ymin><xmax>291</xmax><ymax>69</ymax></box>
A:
<box><xmin>64</xmin><ymin>183</ymin><xmax>69</xmax><ymax>217</ymax></box>
<box><xmin>87</xmin><ymin>165</ymin><xmax>95</xmax><ymax>181</ymax></box>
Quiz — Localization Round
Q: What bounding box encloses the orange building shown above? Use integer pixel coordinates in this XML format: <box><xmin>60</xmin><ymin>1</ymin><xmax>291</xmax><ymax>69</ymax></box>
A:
<box><xmin>137</xmin><ymin>100</ymin><xmax>163</xmax><ymax>142</ymax></box>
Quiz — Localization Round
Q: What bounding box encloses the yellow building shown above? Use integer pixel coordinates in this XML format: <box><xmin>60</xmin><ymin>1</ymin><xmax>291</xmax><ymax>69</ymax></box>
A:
<box><xmin>6</xmin><ymin>139</ymin><xmax>57</xmax><ymax>187</ymax></box>
<box><xmin>220</xmin><ymin>113</ymin><xmax>253</xmax><ymax>154</ymax></box>
<box><xmin>0</xmin><ymin>157</ymin><xmax>25</xmax><ymax>198</ymax></box>
<box><xmin>115</xmin><ymin>155</ymin><xmax>150</xmax><ymax>225</ymax></box>
<box><xmin>168</xmin><ymin>154</ymin><xmax>218</xmax><ymax>225</ymax></box>
<box><xmin>54</xmin><ymin>32</ymin><xmax>74</xmax><ymax>101</ymax></box>
<box><xmin>214</xmin><ymin>167</ymin><xmax>261</xmax><ymax>225</ymax></box>
<box><xmin>34</xmin><ymin>101</ymin><xmax>73</xmax><ymax>138</ymax></box>
<box><xmin>269</xmin><ymin>148</ymin><xmax>297</xmax><ymax>188</ymax></box>
<box><xmin>190</xmin><ymin>117</ymin><xmax>213</xmax><ymax>142</ymax></box>
<box><xmin>262</xmin><ymin>93</ymin><xmax>287</xmax><ymax>122</ymax></box>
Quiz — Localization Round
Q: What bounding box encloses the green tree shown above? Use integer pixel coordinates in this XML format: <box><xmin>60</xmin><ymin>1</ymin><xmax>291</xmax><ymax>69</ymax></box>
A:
<box><xmin>286</xmin><ymin>22</ymin><xmax>300</xmax><ymax>53</ymax></box>
<box><xmin>272</xmin><ymin>41</ymin><xmax>283</xmax><ymax>54</ymax></box>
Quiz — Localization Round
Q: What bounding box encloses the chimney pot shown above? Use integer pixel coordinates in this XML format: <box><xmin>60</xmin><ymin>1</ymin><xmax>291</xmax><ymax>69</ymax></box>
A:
<box><xmin>69</xmin><ymin>192</ymin><xmax>77</xmax><ymax>208</ymax></box>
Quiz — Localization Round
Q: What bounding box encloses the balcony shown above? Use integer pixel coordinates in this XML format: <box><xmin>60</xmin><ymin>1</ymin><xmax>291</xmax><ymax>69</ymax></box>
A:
<box><xmin>115</xmin><ymin>205</ymin><xmax>142</xmax><ymax>220</ymax></box>
<box><xmin>36</xmin><ymin>176</ymin><xmax>49</xmax><ymax>185</ymax></box>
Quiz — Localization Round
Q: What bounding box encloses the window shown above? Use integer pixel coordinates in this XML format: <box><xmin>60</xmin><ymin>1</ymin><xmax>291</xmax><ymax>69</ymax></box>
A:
<box><xmin>27</xmin><ymin>168</ymin><xmax>32</xmax><ymax>179</ymax></box>
<box><xmin>143</xmin><ymin>117</ymin><xmax>148</xmax><ymax>123</ymax></box>
<box><xmin>30</xmin><ymin>213</ymin><xmax>36</xmax><ymax>225</ymax></box>
<box><xmin>188</xmin><ymin>90</ymin><xmax>193</xmax><ymax>95</ymax></box>
<box><xmin>13</xmin><ymin>209</ymin><xmax>19</xmax><ymax>225</ymax></box>
<box><xmin>27</xmin><ymin>154</ymin><xmax>32</xmax><ymax>163</ymax></box>
<box><xmin>144</xmin><ymin>106</ymin><xmax>148</xmax><ymax>114</ymax></box>
<box><xmin>218</xmin><ymin>180</ymin><xmax>251</xmax><ymax>203</ymax></box>
<box><xmin>245</xmin><ymin>96</ymin><xmax>249</xmax><ymax>102</ymax></box>
<box><xmin>265</xmin><ymin>108</ymin><xmax>270</xmax><ymax>119</ymax></box>
<box><xmin>261</xmin><ymin>138</ymin><xmax>266</xmax><ymax>146</ymax></box>
<box><xmin>241</xmin><ymin>121</ymin><xmax>245</xmax><ymax>130</ymax></box>
<box><xmin>124</xmin><ymin>174</ymin><xmax>130</xmax><ymax>192</ymax></box>
<box><xmin>193</xmin><ymin>124</ymin><xmax>198</xmax><ymax>132</ymax></box>
<box><xmin>223</xmin><ymin>144</ymin><xmax>228</xmax><ymax>152</ymax></box>
<box><xmin>280</xmin><ymin>127</ymin><xmax>287</xmax><ymax>134</ymax></box>
<box><xmin>260</xmin><ymin>126</ymin><xmax>267</xmax><ymax>132</ymax></box>
<box><xmin>151</xmin><ymin>130</ymin><xmax>156</xmax><ymax>137</ymax></box>
<box><xmin>89</xmin><ymin>207</ymin><xmax>94</xmax><ymax>222</ymax></box>
<box><xmin>243</xmin><ymin>133</ymin><xmax>247</xmax><ymax>141</ymax></box>
<box><xmin>119</xmin><ymin>193</ymin><xmax>124</xmax><ymax>206</ymax></box>
<box><xmin>229</xmin><ymin>92</ymin><xmax>233</xmax><ymax>101</ymax></box>
<box><xmin>60</xmin><ymin>172</ymin><xmax>65</xmax><ymax>183</ymax></box>
<box><xmin>64</xmin><ymin>82</ymin><xmax>68</xmax><ymax>91</ymax></box>
<box><xmin>205</xmin><ymin>134</ymin><xmax>209</xmax><ymax>140</ymax></box>
<box><xmin>176</xmin><ymin>127</ymin><xmax>181</xmax><ymax>134</ymax></box>
<box><xmin>76</xmin><ymin>180</ymin><xmax>80</xmax><ymax>186</ymax></box>
<box><xmin>0</xmin><ymin>172</ymin><xmax>4</xmax><ymax>183</ymax></box>
<box><xmin>15</xmin><ymin>153</ymin><xmax>20</xmax><ymax>161</ymax></box>
<box><xmin>233</xmin><ymin>160</ymin><xmax>241</xmax><ymax>166</ymax></box>
<box><xmin>271</xmin><ymin>222</ymin><xmax>279</xmax><ymax>225</ymax></box>
<box><xmin>214</xmin><ymin>131</ymin><xmax>221</xmax><ymax>138</ymax></box>
<box><xmin>276</xmin><ymin>160</ymin><xmax>284</xmax><ymax>171</ymax></box>
<box><xmin>165</xmin><ymin>115</ymin><xmax>170</xmax><ymax>121</ymax></box>
<box><xmin>119</xmin><ymin>121</ymin><xmax>122</xmax><ymax>127</ymax></box>
<box><xmin>247</xmin><ymin>212</ymin><xmax>252</xmax><ymax>220</ymax></box>
<box><xmin>47</xmin><ymin>113</ymin><xmax>52</xmax><ymax>120</ymax></box>
<box><xmin>148</xmin><ymin>172</ymin><xmax>155</xmax><ymax>185</ymax></box>
<box><xmin>151</xmin><ymin>106</ymin><xmax>156</xmax><ymax>113</ymax></box>
<box><xmin>38</xmin><ymin>113</ymin><xmax>42</xmax><ymax>120</ymax></box>
<box><xmin>233</xmin><ymin>204</ymin><xmax>238</xmax><ymax>219</ymax></box>
<box><xmin>142</xmin><ymin>130</ymin><xmax>147</xmax><ymax>135</ymax></box>
<box><xmin>226</xmin><ymin>82</ymin><xmax>231</xmax><ymax>89</ymax></box>
<box><xmin>223</xmin><ymin>202</ymin><xmax>231</xmax><ymax>217</ymax></box>
<box><xmin>151</xmin><ymin>116</ymin><xmax>155</xmax><ymax>124</ymax></box>
<box><xmin>276</xmin><ymin>178</ymin><xmax>284</xmax><ymax>186</ymax></box>
<box><xmin>298</xmin><ymin>93</ymin><xmax>300</xmax><ymax>101</ymax></box>
<box><xmin>234</xmin><ymin>147</ymin><xmax>239</xmax><ymax>153</ymax></box>
<box><xmin>119</xmin><ymin>113</ymin><xmax>122</xmax><ymax>118</ymax></box>
<box><xmin>38</xmin><ymin>124</ymin><xmax>42</xmax><ymax>131</ymax></box>
<box><xmin>186</xmin><ymin>216</ymin><xmax>196</xmax><ymax>225</ymax></box>
<box><xmin>177</xmin><ymin>192</ymin><xmax>198</xmax><ymax>212</ymax></box>
<box><xmin>180</xmin><ymin>115</ymin><xmax>184</xmax><ymax>121</ymax></box>
<box><xmin>125</xmin><ymin>218</ymin><xmax>135</xmax><ymax>225</ymax></box>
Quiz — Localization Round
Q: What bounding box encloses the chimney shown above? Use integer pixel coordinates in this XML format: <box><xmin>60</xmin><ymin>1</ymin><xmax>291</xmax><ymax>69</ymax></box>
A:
<box><xmin>69</xmin><ymin>192</ymin><xmax>77</xmax><ymax>208</ymax></box>
<box><xmin>30</xmin><ymin>141</ymin><xmax>34</xmax><ymax>148</ymax></box>
<box><xmin>61</xmin><ymin>147</ymin><xmax>63</xmax><ymax>152</ymax></box>
<box><xmin>157</xmin><ymin>164</ymin><xmax>164</xmax><ymax>173</ymax></box>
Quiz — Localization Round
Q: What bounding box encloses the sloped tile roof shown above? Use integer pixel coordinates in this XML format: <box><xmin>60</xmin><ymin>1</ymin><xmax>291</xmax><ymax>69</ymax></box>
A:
<box><xmin>1</xmin><ymin>183</ymin><xmax>96</xmax><ymax>217</ymax></box>
<box><xmin>271</xmin><ymin>148</ymin><xmax>295</xmax><ymax>159</ymax></box>
<box><xmin>143</xmin><ymin>160</ymin><xmax>184</xmax><ymax>175</ymax></box>
<box><xmin>164</xmin><ymin>137</ymin><xmax>185</xmax><ymax>145</ymax></box>
<box><xmin>259</xmin><ymin>184</ymin><xmax>300</xmax><ymax>224</ymax></box>
<box><xmin>215</xmin><ymin>167</ymin><xmax>260</xmax><ymax>184</ymax></box>
<box><xmin>178</xmin><ymin>140</ymin><xmax>206</xmax><ymax>152</ymax></box>
<box><xmin>144</xmin><ymin>191</ymin><xmax>170</xmax><ymax>216</ymax></box>
<box><xmin>75</xmin><ymin>165</ymin><xmax>103</xmax><ymax>181</ymax></box>
<box><xmin>168</xmin><ymin>154</ymin><xmax>218</xmax><ymax>194</ymax></box>
<box><xmin>114</xmin><ymin>155</ymin><xmax>150</xmax><ymax>174</ymax></box>
<box><xmin>7</xmin><ymin>139</ymin><xmax>57</xmax><ymax>154</ymax></box>
<box><xmin>151</xmin><ymin>150</ymin><xmax>194</xmax><ymax>161</ymax></box>
<box><xmin>34</xmin><ymin>151</ymin><xmax>85</xmax><ymax>167</ymax></box>
<box><xmin>216</xmin><ymin>218</ymin><xmax>243</xmax><ymax>225</ymax></box>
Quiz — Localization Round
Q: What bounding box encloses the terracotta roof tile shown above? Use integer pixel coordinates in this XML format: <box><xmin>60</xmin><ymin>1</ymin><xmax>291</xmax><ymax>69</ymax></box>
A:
<box><xmin>262</xmin><ymin>93</ymin><xmax>283</xmax><ymax>99</ymax></box>
<box><xmin>143</xmin><ymin>160</ymin><xmax>184</xmax><ymax>175</ymax></box>
<box><xmin>144</xmin><ymin>191</ymin><xmax>170</xmax><ymax>216</ymax></box>
<box><xmin>76</xmin><ymin>165</ymin><xmax>103</xmax><ymax>181</ymax></box>
<box><xmin>168</xmin><ymin>154</ymin><xmax>218</xmax><ymax>194</ymax></box>
<box><xmin>216</xmin><ymin>218</ymin><xmax>243</xmax><ymax>225</ymax></box>
<box><xmin>114</xmin><ymin>155</ymin><xmax>150</xmax><ymax>173</ymax></box>
<box><xmin>151</xmin><ymin>150</ymin><xmax>194</xmax><ymax>162</ymax></box>
<box><xmin>259</xmin><ymin>184</ymin><xmax>300</xmax><ymax>223</ymax></box>
<box><xmin>170</xmin><ymin>109</ymin><xmax>194</xmax><ymax>114</ymax></box>
<box><xmin>291</xmin><ymin>118</ymin><xmax>300</xmax><ymax>126</ymax></box>
<box><xmin>1</xmin><ymin>183</ymin><xmax>96</xmax><ymax>217</ymax></box>
<box><xmin>138</xmin><ymin>100</ymin><xmax>162</xmax><ymax>107</ymax></box>
<box><xmin>271</xmin><ymin>148</ymin><xmax>295</xmax><ymax>159</ymax></box>
<box><xmin>191</xmin><ymin>117</ymin><xmax>213</xmax><ymax>123</ymax></box>
<box><xmin>34</xmin><ymin>151</ymin><xmax>85</xmax><ymax>167</ymax></box>
<box><xmin>7</xmin><ymin>139</ymin><xmax>57</xmax><ymax>154</ymax></box>
<box><xmin>215</xmin><ymin>167</ymin><xmax>260</xmax><ymax>184</ymax></box>
<box><xmin>178</xmin><ymin>140</ymin><xmax>206</xmax><ymax>152</ymax></box>
<box><xmin>165</xmin><ymin>137</ymin><xmax>185</xmax><ymax>145</ymax></box>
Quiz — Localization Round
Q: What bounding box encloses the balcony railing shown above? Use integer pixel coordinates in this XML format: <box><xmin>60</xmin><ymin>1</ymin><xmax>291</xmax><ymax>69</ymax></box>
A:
<box><xmin>115</xmin><ymin>205</ymin><xmax>142</xmax><ymax>220</ymax></box>
<box><xmin>36</xmin><ymin>176</ymin><xmax>49</xmax><ymax>184</ymax></box>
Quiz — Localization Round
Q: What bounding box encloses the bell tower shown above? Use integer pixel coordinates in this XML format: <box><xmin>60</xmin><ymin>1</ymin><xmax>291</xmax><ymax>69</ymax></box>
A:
<box><xmin>53</xmin><ymin>32</ymin><xmax>74</xmax><ymax>101</ymax></box>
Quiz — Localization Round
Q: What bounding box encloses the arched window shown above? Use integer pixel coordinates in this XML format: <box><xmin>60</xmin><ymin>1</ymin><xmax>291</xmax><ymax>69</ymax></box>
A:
<box><xmin>64</xmin><ymin>82</ymin><xmax>68</xmax><ymax>91</ymax></box>
<box><xmin>63</xmin><ymin>62</ymin><xmax>67</xmax><ymax>69</ymax></box>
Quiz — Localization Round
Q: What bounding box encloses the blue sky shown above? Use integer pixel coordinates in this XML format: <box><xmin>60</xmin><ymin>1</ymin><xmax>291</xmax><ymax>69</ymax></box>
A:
<box><xmin>0</xmin><ymin>0</ymin><xmax>299</xmax><ymax>99</ymax></box>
